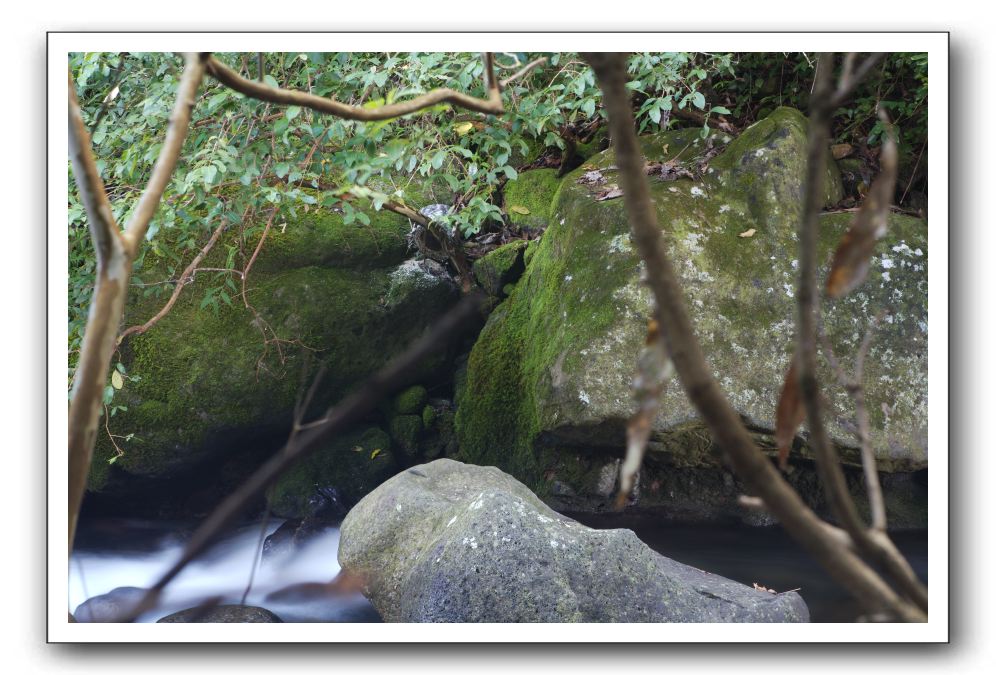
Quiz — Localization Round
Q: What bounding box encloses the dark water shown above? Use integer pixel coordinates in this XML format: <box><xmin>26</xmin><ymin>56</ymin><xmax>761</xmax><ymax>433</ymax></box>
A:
<box><xmin>71</xmin><ymin>515</ymin><xmax>926</xmax><ymax>623</ymax></box>
<box><xmin>570</xmin><ymin>512</ymin><xmax>928</xmax><ymax>622</ymax></box>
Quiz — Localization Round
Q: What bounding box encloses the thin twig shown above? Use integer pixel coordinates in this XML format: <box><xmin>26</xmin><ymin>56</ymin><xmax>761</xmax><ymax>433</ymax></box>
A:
<box><xmin>118</xmin><ymin>217</ymin><xmax>229</xmax><ymax>342</ymax></box>
<box><xmin>500</xmin><ymin>57</ymin><xmax>547</xmax><ymax>88</ymax></box>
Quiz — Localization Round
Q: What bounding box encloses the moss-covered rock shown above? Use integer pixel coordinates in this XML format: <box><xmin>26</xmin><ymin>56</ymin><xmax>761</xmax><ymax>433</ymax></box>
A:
<box><xmin>472</xmin><ymin>239</ymin><xmax>528</xmax><ymax>297</ymax></box>
<box><xmin>389</xmin><ymin>414</ymin><xmax>423</xmax><ymax>459</ymax></box>
<box><xmin>502</xmin><ymin>168</ymin><xmax>563</xmax><ymax>231</ymax></box>
<box><xmin>455</xmin><ymin>107</ymin><xmax>926</xmax><ymax>523</ymax></box>
<box><xmin>394</xmin><ymin>385</ymin><xmax>428</xmax><ymax>415</ymax></box>
<box><xmin>90</xmin><ymin>203</ymin><xmax>459</xmax><ymax>495</ymax></box>
<box><xmin>269</xmin><ymin>427</ymin><xmax>395</xmax><ymax>519</ymax></box>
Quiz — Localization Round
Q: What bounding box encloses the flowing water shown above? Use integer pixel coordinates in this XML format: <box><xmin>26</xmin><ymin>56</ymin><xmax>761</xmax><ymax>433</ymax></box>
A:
<box><xmin>70</xmin><ymin>515</ymin><xmax>927</xmax><ymax>623</ymax></box>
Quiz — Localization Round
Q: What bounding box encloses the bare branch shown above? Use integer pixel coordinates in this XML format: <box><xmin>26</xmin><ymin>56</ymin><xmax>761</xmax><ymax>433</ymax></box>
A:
<box><xmin>122</xmin><ymin>53</ymin><xmax>208</xmax><ymax>255</ymax></box>
<box><xmin>68</xmin><ymin>71</ymin><xmax>122</xmax><ymax>265</ymax></box>
<box><xmin>118</xmin><ymin>217</ymin><xmax>228</xmax><ymax>342</ymax></box>
<box><xmin>205</xmin><ymin>53</ymin><xmax>503</xmax><ymax>120</ymax></box>
<box><xmin>583</xmin><ymin>51</ymin><xmax>925</xmax><ymax>622</ymax></box>
<box><xmin>798</xmin><ymin>53</ymin><xmax>926</xmax><ymax>611</ymax></box>
<box><xmin>828</xmin><ymin>53</ymin><xmax>886</xmax><ymax>110</ymax></box>
<box><xmin>500</xmin><ymin>57</ymin><xmax>547</xmax><ymax>88</ymax></box>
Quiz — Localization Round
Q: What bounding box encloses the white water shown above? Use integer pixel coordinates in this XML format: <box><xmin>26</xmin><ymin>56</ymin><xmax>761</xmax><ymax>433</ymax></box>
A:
<box><xmin>69</xmin><ymin>520</ymin><xmax>379</xmax><ymax>622</ymax></box>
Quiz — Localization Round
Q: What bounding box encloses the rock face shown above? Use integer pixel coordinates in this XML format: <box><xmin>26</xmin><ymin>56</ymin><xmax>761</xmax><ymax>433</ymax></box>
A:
<box><xmin>157</xmin><ymin>605</ymin><xmax>282</xmax><ymax>623</ymax></box>
<box><xmin>89</xmin><ymin>195</ymin><xmax>459</xmax><ymax>500</ymax></box>
<box><xmin>455</xmin><ymin>107</ymin><xmax>927</xmax><ymax>526</ymax></box>
<box><xmin>338</xmin><ymin>459</ymin><xmax>810</xmax><ymax>622</ymax></box>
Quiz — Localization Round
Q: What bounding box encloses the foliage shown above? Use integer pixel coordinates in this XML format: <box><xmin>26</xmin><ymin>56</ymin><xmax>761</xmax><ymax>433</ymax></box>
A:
<box><xmin>65</xmin><ymin>50</ymin><xmax>742</xmax><ymax>394</ymax></box>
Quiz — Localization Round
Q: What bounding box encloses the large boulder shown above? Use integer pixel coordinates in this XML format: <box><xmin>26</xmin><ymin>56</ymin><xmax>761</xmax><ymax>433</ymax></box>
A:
<box><xmin>338</xmin><ymin>459</ymin><xmax>809</xmax><ymax>622</ymax></box>
<box><xmin>455</xmin><ymin>107</ymin><xmax>927</xmax><ymax>525</ymax></box>
<box><xmin>89</xmin><ymin>199</ymin><xmax>459</xmax><ymax>499</ymax></box>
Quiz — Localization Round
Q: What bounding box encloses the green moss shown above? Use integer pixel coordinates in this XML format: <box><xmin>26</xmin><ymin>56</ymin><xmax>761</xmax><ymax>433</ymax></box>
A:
<box><xmin>249</xmin><ymin>206</ymin><xmax>411</xmax><ymax>274</ymax></box>
<box><xmin>395</xmin><ymin>385</ymin><xmax>428</xmax><ymax>415</ymax></box>
<box><xmin>269</xmin><ymin>426</ymin><xmax>395</xmax><ymax>517</ymax></box>
<box><xmin>503</xmin><ymin>169</ymin><xmax>563</xmax><ymax>230</ymax></box>
<box><xmin>472</xmin><ymin>239</ymin><xmax>528</xmax><ymax>297</ymax></box>
<box><xmin>389</xmin><ymin>414</ymin><xmax>423</xmax><ymax>459</ymax></box>
<box><xmin>421</xmin><ymin>404</ymin><xmax>437</xmax><ymax>429</ymax></box>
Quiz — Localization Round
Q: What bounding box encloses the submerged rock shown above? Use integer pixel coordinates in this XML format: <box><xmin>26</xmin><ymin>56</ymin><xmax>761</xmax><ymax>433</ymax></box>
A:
<box><xmin>338</xmin><ymin>459</ymin><xmax>810</xmax><ymax>622</ymax></box>
<box><xmin>157</xmin><ymin>605</ymin><xmax>282</xmax><ymax>623</ymax></box>
<box><xmin>455</xmin><ymin>107</ymin><xmax>927</xmax><ymax>525</ymax></box>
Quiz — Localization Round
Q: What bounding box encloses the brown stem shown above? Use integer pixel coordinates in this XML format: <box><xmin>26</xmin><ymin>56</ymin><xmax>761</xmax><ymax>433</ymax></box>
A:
<box><xmin>206</xmin><ymin>53</ymin><xmax>503</xmax><ymax>120</ymax></box>
<box><xmin>118</xmin><ymin>218</ymin><xmax>228</xmax><ymax>342</ymax></box>
<box><xmin>583</xmin><ymin>51</ymin><xmax>924</xmax><ymax>622</ymax></box>
<box><xmin>499</xmin><ymin>57</ymin><xmax>547</xmax><ymax>88</ymax></box>
<box><xmin>798</xmin><ymin>53</ymin><xmax>927</xmax><ymax>612</ymax></box>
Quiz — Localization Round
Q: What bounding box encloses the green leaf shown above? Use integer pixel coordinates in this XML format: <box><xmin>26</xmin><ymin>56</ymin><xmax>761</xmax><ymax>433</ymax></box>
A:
<box><xmin>285</xmin><ymin>106</ymin><xmax>301</xmax><ymax>121</ymax></box>
<box><xmin>710</xmin><ymin>106</ymin><xmax>731</xmax><ymax>115</ymax></box>
<box><xmin>691</xmin><ymin>92</ymin><xmax>706</xmax><ymax>110</ymax></box>
<box><xmin>503</xmin><ymin>166</ymin><xmax>518</xmax><ymax>180</ymax></box>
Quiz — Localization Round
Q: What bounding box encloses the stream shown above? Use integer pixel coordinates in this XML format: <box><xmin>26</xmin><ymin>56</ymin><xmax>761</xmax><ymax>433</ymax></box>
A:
<box><xmin>70</xmin><ymin>515</ymin><xmax>927</xmax><ymax>623</ymax></box>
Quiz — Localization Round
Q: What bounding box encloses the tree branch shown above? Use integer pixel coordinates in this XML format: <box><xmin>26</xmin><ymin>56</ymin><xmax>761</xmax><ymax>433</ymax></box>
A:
<box><xmin>797</xmin><ymin>53</ymin><xmax>926</xmax><ymax>612</ymax></box>
<box><xmin>118</xmin><ymin>217</ymin><xmax>228</xmax><ymax>342</ymax></box>
<box><xmin>121</xmin><ymin>53</ymin><xmax>208</xmax><ymax>255</ymax></box>
<box><xmin>205</xmin><ymin>53</ymin><xmax>503</xmax><ymax>120</ymax></box>
<box><xmin>499</xmin><ymin>57</ymin><xmax>547</xmax><ymax>88</ymax></box>
<box><xmin>583</xmin><ymin>51</ymin><xmax>925</xmax><ymax>622</ymax></box>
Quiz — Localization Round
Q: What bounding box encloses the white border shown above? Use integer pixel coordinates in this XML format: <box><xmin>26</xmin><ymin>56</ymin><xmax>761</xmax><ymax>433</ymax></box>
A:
<box><xmin>48</xmin><ymin>32</ymin><xmax>948</xmax><ymax>643</ymax></box>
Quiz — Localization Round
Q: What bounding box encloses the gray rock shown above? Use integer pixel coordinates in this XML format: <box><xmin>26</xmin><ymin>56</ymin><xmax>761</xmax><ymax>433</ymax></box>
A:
<box><xmin>157</xmin><ymin>605</ymin><xmax>282</xmax><ymax>623</ymax></box>
<box><xmin>338</xmin><ymin>459</ymin><xmax>810</xmax><ymax>623</ymax></box>
<box><xmin>74</xmin><ymin>586</ymin><xmax>146</xmax><ymax>622</ymax></box>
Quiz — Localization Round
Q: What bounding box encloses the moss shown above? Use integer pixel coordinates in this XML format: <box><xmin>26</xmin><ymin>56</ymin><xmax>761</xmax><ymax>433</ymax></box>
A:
<box><xmin>472</xmin><ymin>239</ymin><xmax>528</xmax><ymax>297</ymax></box>
<box><xmin>395</xmin><ymin>385</ymin><xmax>428</xmax><ymax>415</ymax></box>
<box><xmin>503</xmin><ymin>169</ymin><xmax>563</xmax><ymax>230</ymax></box>
<box><xmin>389</xmin><ymin>414</ymin><xmax>423</xmax><ymax>459</ymax></box>
<box><xmin>422</xmin><ymin>404</ymin><xmax>437</xmax><ymax>429</ymax></box>
<box><xmin>269</xmin><ymin>426</ymin><xmax>395</xmax><ymax>518</ymax></box>
<box><xmin>248</xmin><ymin>206</ymin><xmax>412</xmax><ymax>275</ymax></box>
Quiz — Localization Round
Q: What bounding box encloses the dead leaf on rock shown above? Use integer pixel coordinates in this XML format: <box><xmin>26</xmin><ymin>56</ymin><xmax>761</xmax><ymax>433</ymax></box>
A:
<box><xmin>508</xmin><ymin>205</ymin><xmax>531</xmax><ymax>215</ymax></box>
<box><xmin>595</xmin><ymin>187</ymin><xmax>624</xmax><ymax>201</ymax></box>
<box><xmin>831</xmin><ymin>143</ymin><xmax>854</xmax><ymax>160</ymax></box>
<box><xmin>577</xmin><ymin>170</ymin><xmax>607</xmax><ymax>186</ymax></box>
<box><xmin>775</xmin><ymin>358</ymin><xmax>805</xmax><ymax>470</ymax></box>
<box><xmin>738</xmin><ymin>228</ymin><xmax>756</xmax><ymax>238</ymax></box>
<box><xmin>826</xmin><ymin>123</ymin><xmax>897</xmax><ymax>298</ymax></box>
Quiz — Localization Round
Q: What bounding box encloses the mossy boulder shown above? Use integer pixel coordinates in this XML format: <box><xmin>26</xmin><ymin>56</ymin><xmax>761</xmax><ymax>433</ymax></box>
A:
<box><xmin>90</xmin><ymin>201</ymin><xmax>459</xmax><ymax>496</ymax></box>
<box><xmin>503</xmin><ymin>168</ymin><xmax>562</xmax><ymax>231</ymax></box>
<box><xmin>268</xmin><ymin>427</ymin><xmax>396</xmax><ymax>519</ymax></box>
<box><xmin>389</xmin><ymin>414</ymin><xmax>423</xmax><ymax>459</ymax></box>
<box><xmin>394</xmin><ymin>385</ymin><xmax>428</xmax><ymax>415</ymax></box>
<box><xmin>472</xmin><ymin>239</ymin><xmax>528</xmax><ymax>297</ymax></box>
<box><xmin>455</xmin><ymin>107</ymin><xmax>926</xmax><ymax>522</ymax></box>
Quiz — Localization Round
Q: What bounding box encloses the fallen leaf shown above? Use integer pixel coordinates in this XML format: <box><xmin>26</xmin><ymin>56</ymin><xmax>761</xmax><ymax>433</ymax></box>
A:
<box><xmin>370</xmin><ymin>448</ymin><xmax>382</xmax><ymax>460</ymax></box>
<box><xmin>775</xmin><ymin>358</ymin><xmax>805</xmax><ymax>470</ymax></box>
<box><xmin>454</xmin><ymin>121</ymin><xmax>474</xmax><ymax>136</ymax></box>
<box><xmin>831</xmin><ymin>143</ymin><xmax>854</xmax><ymax>160</ymax></box>
<box><xmin>111</xmin><ymin>371</ymin><xmax>123</xmax><ymax>390</ymax></box>
<box><xmin>826</xmin><ymin>126</ymin><xmax>897</xmax><ymax>298</ymax></box>
<box><xmin>595</xmin><ymin>187</ymin><xmax>624</xmax><ymax>201</ymax></box>
<box><xmin>738</xmin><ymin>228</ymin><xmax>756</xmax><ymax>238</ymax></box>
<box><xmin>351</xmin><ymin>446</ymin><xmax>364</xmax><ymax>453</ymax></box>
<box><xmin>508</xmin><ymin>205</ymin><xmax>531</xmax><ymax>215</ymax></box>
<box><xmin>577</xmin><ymin>170</ymin><xmax>607</xmax><ymax>186</ymax></box>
